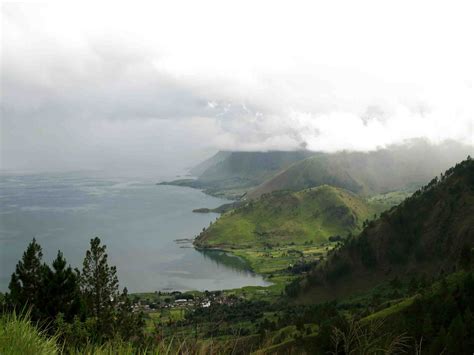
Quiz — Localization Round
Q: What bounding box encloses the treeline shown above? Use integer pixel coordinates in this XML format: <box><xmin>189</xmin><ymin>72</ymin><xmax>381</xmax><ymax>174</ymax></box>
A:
<box><xmin>2</xmin><ymin>237</ymin><xmax>144</xmax><ymax>349</ymax></box>
<box><xmin>305</xmin><ymin>156</ymin><xmax>473</xmax><ymax>289</ymax></box>
<box><xmin>395</xmin><ymin>271</ymin><xmax>474</xmax><ymax>354</ymax></box>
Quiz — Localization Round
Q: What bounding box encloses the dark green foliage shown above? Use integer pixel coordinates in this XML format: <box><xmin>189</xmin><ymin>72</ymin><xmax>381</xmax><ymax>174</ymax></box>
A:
<box><xmin>354</xmin><ymin>234</ymin><xmax>377</xmax><ymax>268</ymax></box>
<box><xmin>80</xmin><ymin>237</ymin><xmax>119</xmax><ymax>339</ymax></box>
<box><xmin>41</xmin><ymin>251</ymin><xmax>81</xmax><ymax>322</ymax></box>
<box><xmin>115</xmin><ymin>288</ymin><xmax>145</xmax><ymax>341</ymax></box>
<box><xmin>408</xmin><ymin>272</ymin><xmax>474</xmax><ymax>353</ymax></box>
<box><xmin>300</xmin><ymin>157</ymin><xmax>474</xmax><ymax>299</ymax></box>
<box><xmin>285</xmin><ymin>278</ymin><xmax>302</xmax><ymax>297</ymax></box>
<box><xmin>326</xmin><ymin>260</ymin><xmax>351</xmax><ymax>282</ymax></box>
<box><xmin>460</xmin><ymin>244</ymin><xmax>473</xmax><ymax>270</ymax></box>
<box><xmin>6</xmin><ymin>237</ymin><xmax>145</xmax><ymax>349</ymax></box>
<box><xmin>7</xmin><ymin>238</ymin><xmax>47</xmax><ymax>321</ymax></box>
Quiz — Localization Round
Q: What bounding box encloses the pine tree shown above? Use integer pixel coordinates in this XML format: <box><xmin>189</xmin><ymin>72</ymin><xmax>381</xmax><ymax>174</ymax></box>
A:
<box><xmin>42</xmin><ymin>250</ymin><xmax>81</xmax><ymax>322</ymax></box>
<box><xmin>459</xmin><ymin>244</ymin><xmax>472</xmax><ymax>270</ymax></box>
<box><xmin>446</xmin><ymin>314</ymin><xmax>466</xmax><ymax>353</ymax></box>
<box><xmin>80</xmin><ymin>237</ymin><xmax>119</xmax><ymax>339</ymax></box>
<box><xmin>115</xmin><ymin>287</ymin><xmax>145</xmax><ymax>341</ymax></box>
<box><xmin>463</xmin><ymin>308</ymin><xmax>474</xmax><ymax>350</ymax></box>
<box><xmin>7</xmin><ymin>238</ymin><xmax>48</xmax><ymax>320</ymax></box>
<box><xmin>422</xmin><ymin>313</ymin><xmax>434</xmax><ymax>340</ymax></box>
<box><xmin>429</xmin><ymin>326</ymin><xmax>447</xmax><ymax>355</ymax></box>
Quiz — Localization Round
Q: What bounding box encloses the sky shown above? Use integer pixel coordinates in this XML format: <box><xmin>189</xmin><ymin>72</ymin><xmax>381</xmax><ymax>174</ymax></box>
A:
<box><xmin>1</xmin><ymin>1</ymin><xmax>473</xmax><ymax>176</ymax></box>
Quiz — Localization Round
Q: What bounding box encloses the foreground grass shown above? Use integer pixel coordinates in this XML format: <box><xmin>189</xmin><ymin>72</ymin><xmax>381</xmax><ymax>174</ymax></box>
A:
<box><xmin>0</xmin><ymin>311</ymin><xmax>60</xmax><ymax>355</ymax></box>
<box><xmin>0</xmin><ymin>311</ymin><xmax>232</xmax><ymax>355</ymax></box>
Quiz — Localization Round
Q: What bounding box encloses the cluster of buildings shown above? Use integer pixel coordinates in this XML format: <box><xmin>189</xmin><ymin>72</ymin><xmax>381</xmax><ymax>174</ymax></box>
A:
<box><xmin>131</xmin><ymin>291</ymin><xmax>240</xmax><ymax>313</ymax></box>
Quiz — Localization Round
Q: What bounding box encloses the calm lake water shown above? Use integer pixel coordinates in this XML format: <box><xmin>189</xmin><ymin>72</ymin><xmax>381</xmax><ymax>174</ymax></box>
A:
<box><xmin>0</xmin><ymin>172</ymin><xmax>269</xmax><ymax>292</ymax></box>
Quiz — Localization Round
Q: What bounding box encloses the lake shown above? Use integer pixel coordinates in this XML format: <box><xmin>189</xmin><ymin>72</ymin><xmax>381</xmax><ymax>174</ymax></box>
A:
<box><xmin>0</xmin><ymin>172</ymin><xmax>269</xmax><ymax>292</ymax></box>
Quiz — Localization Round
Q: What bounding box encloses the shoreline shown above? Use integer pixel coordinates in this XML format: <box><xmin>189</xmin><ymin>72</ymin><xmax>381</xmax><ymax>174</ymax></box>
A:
<box><xmin>131</xmin><ymin>245</ymin><xmax>273</xmax><ymax>297</ymax></box>
<box><xmin>193</xmin><ymin>245</ymin><xmax>258</xmax><ymax>274</ymax></box>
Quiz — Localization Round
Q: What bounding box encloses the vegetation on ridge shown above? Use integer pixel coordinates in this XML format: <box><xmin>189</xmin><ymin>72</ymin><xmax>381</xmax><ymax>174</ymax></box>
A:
<box><xmin>292</xmin><ymin>156</ymin><xmax>474</xmax><ymax>302</ymax></box>
<box><xmin>195</xmin><ymin>185</ymin><xmax>382</xmax><ymax>249</ymax></box>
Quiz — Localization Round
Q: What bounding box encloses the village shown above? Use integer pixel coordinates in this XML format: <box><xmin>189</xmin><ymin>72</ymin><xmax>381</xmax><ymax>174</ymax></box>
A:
<box><xmin>131</xmin><ymin>290</ymin><xmax>242</xmax><ymax>314</ymax></box>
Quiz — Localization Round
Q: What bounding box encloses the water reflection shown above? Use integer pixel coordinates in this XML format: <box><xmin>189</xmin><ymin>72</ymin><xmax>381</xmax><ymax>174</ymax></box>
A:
<box><xmin>197</xmin><ymin>249</ymin><xmax>254</xmax><ymax>274</ymax></box>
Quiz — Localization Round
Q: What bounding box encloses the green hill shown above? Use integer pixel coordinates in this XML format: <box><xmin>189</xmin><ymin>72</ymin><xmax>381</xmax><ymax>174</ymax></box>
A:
<box><xmin>294</xmin><ymin>157</ymin><xmax>474</xmax><ymax>303</ymax></box>
<box><xmin>248</xmin><ymin>140</ymin><xmax>473</xmax><ymax>199</ymax></box>
<box><xmin>194</xmin><ymin>185</ymin><xmax>382</xmax><ymax>249</ymax></box>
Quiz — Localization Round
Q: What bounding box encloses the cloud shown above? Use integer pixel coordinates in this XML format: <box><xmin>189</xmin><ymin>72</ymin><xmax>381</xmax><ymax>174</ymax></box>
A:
<box><xmin>1</xmin><ymin>1</ymin><xmax>473</xmax><ymax>173</ymax></box>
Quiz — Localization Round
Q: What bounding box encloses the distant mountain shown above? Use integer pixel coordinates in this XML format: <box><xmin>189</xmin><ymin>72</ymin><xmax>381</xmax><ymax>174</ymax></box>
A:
<box><xmin>160</xmin><ymin>150</ymin><xmax>314</xmax><ymax>198</ymax></box>
<box><xmin>189</xmin><ymin>151</ymin><xmax>232</xmax><ymax>177</ymax></box>
<box><xmin>199</xmin><ymin>150</ymin><xmax>314</xmax><ymax>182</ymax></box>
<box><xmin>248</xmin><ymin>140</ymin><xmax>473</xmax><ymax>199</ymax></box>
<box><xmin>294</xmin><ymin>157</ymin><xmax>474</xmax><ymax>303</ymax></box>
<box><xmin>194</xmin><ymin>185</ymin><xmax>382</xmax><ymax>249</ymax></box>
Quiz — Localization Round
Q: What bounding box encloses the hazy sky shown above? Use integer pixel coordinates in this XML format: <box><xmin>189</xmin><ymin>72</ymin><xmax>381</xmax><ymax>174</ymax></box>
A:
<box><xmin>1</xmin><ymin>1</ymin><xmax>473</xmax><ymax>175</ymax></box>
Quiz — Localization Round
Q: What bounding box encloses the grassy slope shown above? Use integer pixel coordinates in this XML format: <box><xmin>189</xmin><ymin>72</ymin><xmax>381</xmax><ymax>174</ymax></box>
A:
<box><xmin>195</xmin><ymin>185</ymin><xmax>381</xmax><ymax>249</ymax></box>
<box><xmin>248</xmin><ymin>140</ymin><xmax>473</xmax><ymax>199</ymax></box>
<box><xmin>297</xmin><ymin>158</ymin><xmax>474</xmax><ymax>303</ymax></box>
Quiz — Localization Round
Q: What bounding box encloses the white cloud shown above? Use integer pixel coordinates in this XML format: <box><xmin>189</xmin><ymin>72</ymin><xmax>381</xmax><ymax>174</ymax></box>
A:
<box><xmin>1</xmin><ymin>0</ymin><xmax>473</xmax><ymax>173</ymax></box>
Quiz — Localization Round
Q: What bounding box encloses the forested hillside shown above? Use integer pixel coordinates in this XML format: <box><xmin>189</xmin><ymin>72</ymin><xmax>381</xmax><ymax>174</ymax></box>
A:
<box><xmin>294</xmin><ymin>157</ymin><xmax>474</xmax><ymax>302</ymax></box>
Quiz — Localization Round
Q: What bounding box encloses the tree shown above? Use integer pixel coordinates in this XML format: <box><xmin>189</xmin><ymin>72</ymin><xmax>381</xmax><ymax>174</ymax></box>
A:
<box><xmin>7</xmin><ymin>238</ymin><xmax>48</xmax><ymax>320</ymax></box>
<box><xmin>42</xmin><ymin>251</ymin><xmax>81</xmax><ymax>322</ymax></box>
<box><xmin>80</xmin><ymin>237</ymin><xmax>119</xmax><ymax>339</ymax></box>
<box><xmin>459</xmin><ymin>244</ymin><xmax>472</xmax><ymax>270</ymax></box>
<box><xmin>114</xmin><ymin>287</ymin><xmax>144</xmax><ymax>341</ymax></box>
<box><xmin>429</xmin><ymin>326</ymin><xmax>447</xmax><ymax>355</ymax></box>
<box><xmin>446</xmin><ymin>315</ymin><xmax>466</xmax><ymax>353</ymax></box>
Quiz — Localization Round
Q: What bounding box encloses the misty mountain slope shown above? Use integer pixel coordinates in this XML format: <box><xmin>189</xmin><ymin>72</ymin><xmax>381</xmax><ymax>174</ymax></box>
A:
<box><xmin>198</xmin><ymin>150</ymin><xmax>315</xmax><ymax>182</ymax></box>
<box><xmin>248</xmin><ymin>140</ymin><xmax>473</xmax><ymax>199</ymax></box>
<box><xmin>160</xmin><ymin>150</ymin><xmax>314</xmax><ymax>198</ymax></box>
<box><xmin>189</xmin><ymin>151</ymin><xmax>232</xmax><ymax>177</ymax></box>
<box><xmin>294</xmin><ymin>157</ymin><xmax>474</xmax><ymax>303</ymax></box>
<box><xmin>194</xmin><ymin>185</ymin><xmax>382</xmax><ymax>249</ymax></box>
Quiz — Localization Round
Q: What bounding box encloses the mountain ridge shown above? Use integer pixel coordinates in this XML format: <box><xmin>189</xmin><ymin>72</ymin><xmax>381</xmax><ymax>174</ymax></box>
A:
<box><xmin>293</xmin><ymin>156</ymin><xmax>474</xmax><ymax>303</ymax></box>
<box><xmin>248</xmin><ymin>140</ymin><xmax>473</xmax><ymax>199</ymax></box>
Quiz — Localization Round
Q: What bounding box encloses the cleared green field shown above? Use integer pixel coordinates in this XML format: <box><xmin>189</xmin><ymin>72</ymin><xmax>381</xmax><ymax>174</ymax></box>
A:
<box><xmin>233</xmin><ymin>244</ymin><xmax>329</xmax><ymax>274</ymax></box>
<box><xmin>367</xmin><ymin>190</ymin><xmax>413</xmax><ymax>207</ymax></box>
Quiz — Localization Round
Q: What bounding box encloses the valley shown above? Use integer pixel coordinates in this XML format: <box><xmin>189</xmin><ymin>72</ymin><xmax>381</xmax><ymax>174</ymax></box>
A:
<box><xmin>3</xmin><ymin>146</ymin><xmax>473</xmax><ymax>354</ymax></box>
<box><xmin>4</xmin><ymin>4</ymin><xmax>474</xmax><ymax>353</ymax></box>
<box><xmin>140</xmin><ymin>154</ymin><xmax>474</xmax><ymax>353</ymax></box>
